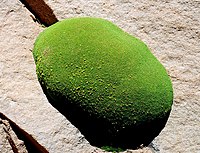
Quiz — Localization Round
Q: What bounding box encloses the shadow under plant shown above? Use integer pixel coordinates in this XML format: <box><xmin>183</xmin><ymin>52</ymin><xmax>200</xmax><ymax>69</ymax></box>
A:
<box><xmin>40</xmin><ymin>83</ymin><xmax>170</xmax><ymax>150</ymax></box>
<box><xmin>32</xmin><ymin>17</ymin><xmax>173</xmax><ymax>150</ymax></box>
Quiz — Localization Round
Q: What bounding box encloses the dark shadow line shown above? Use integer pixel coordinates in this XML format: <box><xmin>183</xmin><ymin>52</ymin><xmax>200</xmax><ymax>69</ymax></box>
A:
<box><xmin>0</xmin><ymin>112</ymin><xmax>49</xmax><ymax>153</ymax></box>
<box><xmin>19</xmin><ymin>0</ymin><xmax>58</xmax><ymax>27</ymax></box>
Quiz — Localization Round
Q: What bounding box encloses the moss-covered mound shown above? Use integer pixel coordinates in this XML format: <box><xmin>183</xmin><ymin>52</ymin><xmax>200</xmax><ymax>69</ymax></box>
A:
<box><xmin>33</xmin><ymin>17</ymin><xmax>173</xmax><ymax>148</ymax></box>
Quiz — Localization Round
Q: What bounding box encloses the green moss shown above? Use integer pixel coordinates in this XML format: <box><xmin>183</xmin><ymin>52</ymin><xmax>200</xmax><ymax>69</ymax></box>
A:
<box><xmin>33</xmin><ymin>17</ymin><xmax>173</xmax><ymax>146</ymax></box>
<box><xmin>101</xmin><ymin>146</ymin><xmax>124</xmax><ymax>152</ymax></box>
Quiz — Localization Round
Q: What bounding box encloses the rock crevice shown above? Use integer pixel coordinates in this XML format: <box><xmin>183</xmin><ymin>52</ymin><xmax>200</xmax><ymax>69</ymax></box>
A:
<box><xmin>19</xmin><ymin>0</ymin><xmax>58</xmax><ymax>26</ymax></box>
<box><xmin>0</xmin><ymin>112</ymin><xmax>48</xmax><ymax>153</ymax></box>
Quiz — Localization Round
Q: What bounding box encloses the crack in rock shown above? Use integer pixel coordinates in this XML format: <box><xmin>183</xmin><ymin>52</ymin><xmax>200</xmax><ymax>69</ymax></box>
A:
<box><xmin>0</xmin><ymin>112</ymin><xmax>48</xmax><ymax>153</ymax></box>
<box><xmin>0</xmin><ymin>119</ymin><xmax>27</xmax><ymax>153</ymax></box>
<box><xmin>1</xmin><ymin>119</ymin><xmax>24</xmax><ymax>153</ymax></box>
<box><xmin>19</xmin><ymin>0</ymin><xmax>58</xmax><ymax>26</ymax></box>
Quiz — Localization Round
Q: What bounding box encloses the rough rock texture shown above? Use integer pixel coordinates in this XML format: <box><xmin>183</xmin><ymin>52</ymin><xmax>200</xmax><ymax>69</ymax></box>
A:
<box><xmin>0</xmin><ymin>0</ymin><xmax>199</xmax><ymax>152</ymax></box>
<box><xmin>0</xmin><ymin>119</ymin><xmax>28</xmax><ymax>153</ymax></box>
<box><xmin>0</xmin><ymin>121</ymin><xmax>15</xmax><ymax>153</ymax></box>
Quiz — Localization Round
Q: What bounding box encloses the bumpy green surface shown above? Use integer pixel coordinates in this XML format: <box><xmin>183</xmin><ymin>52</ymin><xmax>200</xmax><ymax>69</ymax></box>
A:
<box><xmin>33</xmin><ymin>17</ymin><xmax>173</xmax><ymax>133</ymax></box>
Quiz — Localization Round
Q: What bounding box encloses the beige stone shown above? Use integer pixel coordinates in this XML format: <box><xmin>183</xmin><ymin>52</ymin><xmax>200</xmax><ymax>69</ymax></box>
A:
<box><xmin>0</xmin><ymin>0</ymin><xmax>199</xmax><ymax>152</ymax></box>
<box><xmin>0</xmin><ymin>119</ymin><xmax>28</xmax><ymax>153</ymax></box>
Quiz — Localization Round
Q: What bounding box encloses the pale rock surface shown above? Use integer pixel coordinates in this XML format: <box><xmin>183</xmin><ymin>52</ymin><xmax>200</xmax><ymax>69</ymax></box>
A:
<box><xmin>0</xmin><ymin>0</ymin><xmax>200</xmax><ymax>153</ymax></box>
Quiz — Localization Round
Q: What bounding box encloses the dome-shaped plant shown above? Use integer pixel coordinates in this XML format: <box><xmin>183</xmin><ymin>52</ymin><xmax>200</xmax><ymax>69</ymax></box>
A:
<box><xmin>33</xmin><ymin>17</ymin><xmax>173</xmax><ymax>149</ymax></box>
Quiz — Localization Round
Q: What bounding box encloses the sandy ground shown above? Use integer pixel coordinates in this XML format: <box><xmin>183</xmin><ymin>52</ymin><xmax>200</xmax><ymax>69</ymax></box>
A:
<box><xmin>0</xmin><ymin>0</ymin><xmax>200</xmax><ymax>153</ymax></box>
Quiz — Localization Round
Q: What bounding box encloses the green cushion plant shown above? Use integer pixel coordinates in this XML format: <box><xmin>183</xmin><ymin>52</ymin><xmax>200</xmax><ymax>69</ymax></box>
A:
<box><xmin>33</xmin><ymin>17</ymin><xmax>173</xmax><ymax>149</ymax></box>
